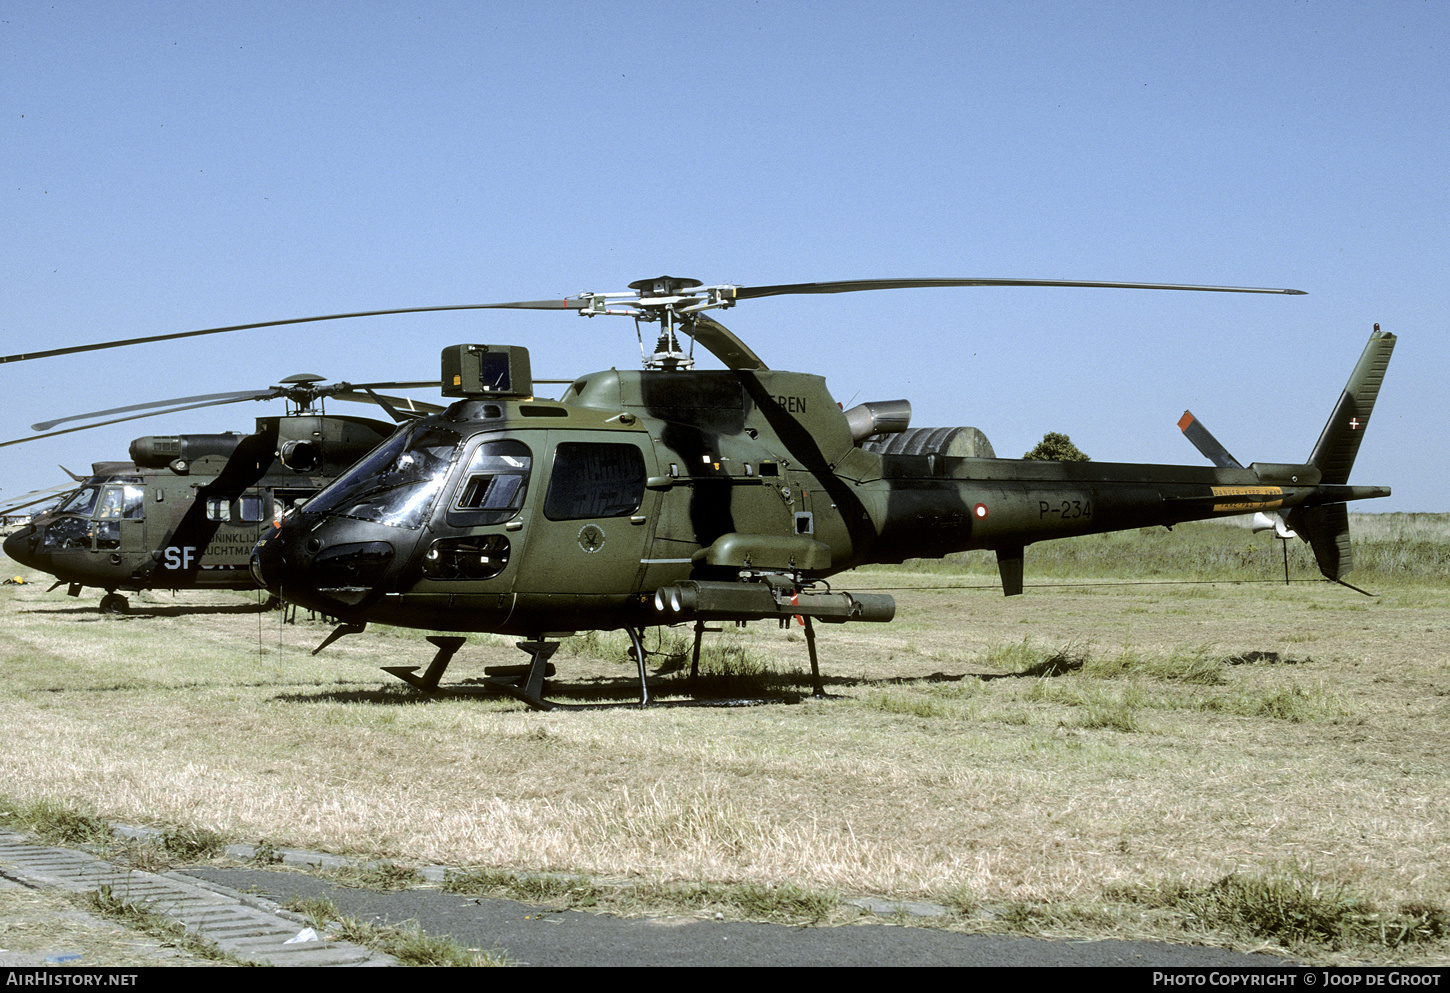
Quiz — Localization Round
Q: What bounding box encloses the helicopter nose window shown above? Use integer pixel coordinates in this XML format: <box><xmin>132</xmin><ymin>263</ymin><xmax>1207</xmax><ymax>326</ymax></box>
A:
<box><xmin>41</xmin><ymin>516</ymin><xmax>91</xmax><ymax>549</ymax></box>
<box><xmin>543</xmin><ymin>442</ymin><xmax>646</xmax><ymax>521</ymax></box>
<box><xmin>422</xmin><ymin>534</ymin><xmax>511</xmax><ymax>580</ymax></box>
<box><xmin>447</xmin><ymin>440</ymin><xmax>531</xmax><ymax>527</ymax></box>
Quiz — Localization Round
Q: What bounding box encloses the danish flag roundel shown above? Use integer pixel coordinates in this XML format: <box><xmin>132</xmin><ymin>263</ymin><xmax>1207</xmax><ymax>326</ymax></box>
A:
<box><xmin>974</xmin><ymin>503</ymin><xmax>989</xmax><ymax>519</ymax></box>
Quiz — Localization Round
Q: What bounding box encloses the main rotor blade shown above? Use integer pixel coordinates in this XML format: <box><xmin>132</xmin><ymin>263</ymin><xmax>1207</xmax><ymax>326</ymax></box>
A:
<box><xmin>344</xmin><ymin>380</ymin><xmax>441</xmax><ymax>392</ymax></box>
<box><xmin>0</xmin><ymin>305</ymin><xmax>516</xmax><ymax>366</ymax></box>
<box><xmin>1</xmin><ymin>278</ymin><xmax>1304</xmax><ymax>368</ymax></box>
<box><xmin>471</xmin><ymin>297</ymin><xmax>592</xmax><ymax>311</ymax></box>
<box><xmin>689</xmin><ymin>314</ymin><xmax>769</xmax><ymax>371</ymax></box>
<box><xmin>2</xmin><ymin>396</ymin><xmax>265</xmax><ymax>450</ymax></box>
<box><xmin>32</xmin><ymin>390</ymin><xmax>272</xmax><ymax>431</ymax></box>
<box><xmin>0</xmin><ymin>482</ymin><xmax>76</xmax><ymax>515</ymax></box>
<box><xmin>330</xmin><ymin>391</ymin><xmax>444</xmax><ymax>417</ymax></box>
<box><xmin>731</xmin><ymin>277</ymin><xmax>1307</xmax><ymax>299</ymax></box>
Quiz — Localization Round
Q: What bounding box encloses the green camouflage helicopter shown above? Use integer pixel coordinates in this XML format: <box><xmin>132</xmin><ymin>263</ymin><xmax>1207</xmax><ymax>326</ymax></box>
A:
<box><xmin>2</xmin><ymin>376</ymin><xmax>440</xmax><ymax>612</ymax></box>
<box><xmin>5</xmin><ymin>277</ymin><xmax>1395</xmax><ymax>709</ymax></box>
<box><xmin>245</xmin><ymin>276</ymin><xmax>1392</xmax><ymax>709</ymax></box>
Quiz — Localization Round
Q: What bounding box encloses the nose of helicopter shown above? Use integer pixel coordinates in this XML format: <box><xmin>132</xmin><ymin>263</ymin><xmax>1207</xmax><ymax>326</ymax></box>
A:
<box><xmin>250</xmin><ymin>517</ymin><xmax>396</xmax><ymax>618</ymax></box>
<box><xmin>249</xmin><ymin>524</ymin><xmax>286</xmax><ymax>594</ymax></box>
<box><xmin>3</xmin><ymin>526</ymin><xmax>39</xmax><ymax>570</ymax></box>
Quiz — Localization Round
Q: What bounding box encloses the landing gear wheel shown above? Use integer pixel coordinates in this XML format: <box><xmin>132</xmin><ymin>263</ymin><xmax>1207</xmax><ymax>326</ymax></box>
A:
<box><xmin>98</xmin><ymin>593</ymin><xmax>129</xmax><ymax>614</ymax></box>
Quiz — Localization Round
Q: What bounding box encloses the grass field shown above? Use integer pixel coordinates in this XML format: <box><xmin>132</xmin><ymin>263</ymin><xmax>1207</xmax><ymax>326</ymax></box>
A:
<box><xmin>1</xmin><ymin>514</ymin><xmax>1446</xmax><ymax>964</ymax></box>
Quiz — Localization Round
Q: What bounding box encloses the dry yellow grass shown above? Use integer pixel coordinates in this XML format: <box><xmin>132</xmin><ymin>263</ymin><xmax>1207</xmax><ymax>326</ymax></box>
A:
<box><xmin>1</xmin><ymin>550</ymin><xmax>1446</xmax><ymax>961</ymax></box>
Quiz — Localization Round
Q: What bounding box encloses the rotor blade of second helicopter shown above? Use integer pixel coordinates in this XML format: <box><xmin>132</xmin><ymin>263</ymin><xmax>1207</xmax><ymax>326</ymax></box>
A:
<box><xmin>32</xmin><ymin>390</ymin><xmax>272</xmax><ymax>431</ymax></box>
<box><xmin>343</xmin><ymin>381</ymin><xmax>443</xmax><ymax>392</ymax></box>
<box><xmin>3</xmin><ymin>396</ymin><xmax>266</xmax><ymax>450</ymax></box>
<box><xmin>0</xmin><ymin>481</ymin><xmax>77</xmax><ymax>515</ymax></box>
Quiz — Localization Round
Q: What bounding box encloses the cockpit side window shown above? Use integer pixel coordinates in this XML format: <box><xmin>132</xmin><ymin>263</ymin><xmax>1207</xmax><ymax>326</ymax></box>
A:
<box><xmin>121</xmin><ymin>485</ymin><xmax>144</xmax><ymax>519</ymax></box>
<box><xmin>543</xmin><ymin>442</ymin><xmax>646</xmax><ymax>521</ymax></box>
<box><xmin>96</xmin><ymin>484</ymin><xmax>145</xmax><ymax>520</ymax></box>
<box><xmin>446</xmin><ymin>439</ymin><xmax>531</xmax><ymax>527</ymax></box>
<box><xmin>238</xmin><ymin>493</ymin><xmax>266</xmax><ymax>523</ymax></box>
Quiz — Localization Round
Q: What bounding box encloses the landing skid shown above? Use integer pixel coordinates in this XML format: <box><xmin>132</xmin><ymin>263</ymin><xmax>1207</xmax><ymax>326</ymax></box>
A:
<box><xmin>365</xmin><ymin>620</ymin><xmax>829</xmax><ymax>711</ymax></box>
<box><xmin>380</xmin><ymin>630</ymin><xmax>650</xmax><ymax>712</ymax></box>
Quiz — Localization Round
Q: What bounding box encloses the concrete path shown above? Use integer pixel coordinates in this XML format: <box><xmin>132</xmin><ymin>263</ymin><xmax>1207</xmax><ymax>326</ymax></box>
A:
<box><xmin>185</xmin><ymin>866</ymin><xmax>1292</xmax><ymax>968</ymax></box>
<box><xmin>1</xmin><ymin>827</ymin><xmax>1292</xmax><ymax>968</ymax></box>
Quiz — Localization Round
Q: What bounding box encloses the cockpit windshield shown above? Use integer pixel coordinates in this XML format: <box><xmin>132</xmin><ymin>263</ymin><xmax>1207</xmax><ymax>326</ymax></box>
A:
<box><xmin>55</xmin><ymin>477</ymin><xmax>144</xmax><ymax>518</ymax></box>
<box><xmin>303</xmin><ymin>422</ymin><xmax>463</xmax><ymax>529</ymax></box>
<box><xmin>57</xmin><ymin>486</ymin><xmax>101</xmax><ymax>516</ymax></box>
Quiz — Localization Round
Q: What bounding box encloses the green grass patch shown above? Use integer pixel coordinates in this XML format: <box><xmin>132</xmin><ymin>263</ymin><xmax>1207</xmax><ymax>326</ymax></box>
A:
<box><xmin>866</xmin><ymin>641</ymin><xmax>1350</xmax><ymax>731</ymax></box>
<box><xmin>334</xmin><ymin>916</ymin><xmax>510</xmax><ymax>966</ymax></box>
<box><xmin>444</xmin><ymin>870</ymin><xmax>838</xmax><ymax>925</ymax></box>
<box><xmin>321</xmin><ymin>859</ymin><xmax>423</xmax><ymax>890</ymax></box>
<box><xmin>1188</xmin><ymin>680</ymin><xmax>1350</xmax><ymax>722</ymax></box>
<box><xmin>1120</xmin><ymin>868</ymin><xmax>1450</xmax><ymax>952</ymax></box>
<box><xmin>624</xmin><ymin>879</ymin><xmax>840</xmax><ymax>924</ymax></box>
<box><xmin>162</xmin><ymin>824</ymin><xmax>228</xmax><ymax>861</ymax></box>
<box><xmin>250</xmin><ymin>838</ymin><xmax>284</xmax><ymax>866</ymax></box>
<box><xmin>443</xmin><ymin>867</ymin><xmax>601</xmax><ymax>907</ymax></box>
<box><xmin>284</xmin><ymin>894</ymin><xmax>340</xmax><ymax>931</ymax></box>
<box><xmin>2</xmin><ymin>795</ymin><xmax>112</xmax><ymax>847</ymax></box>
<box><xmin>860</xmin><ymin>688</ymin><xmax>953</xmax><ymax>719</ymax></box>
<box><xmin>285</xmin><ymin>894</ymin><xmax>508</xmax><ymax>965</ymax></box>
<box><xmin>85</xmin><ymin>885</ymin><xmax>244</xmax><ymax>964</ymax></box>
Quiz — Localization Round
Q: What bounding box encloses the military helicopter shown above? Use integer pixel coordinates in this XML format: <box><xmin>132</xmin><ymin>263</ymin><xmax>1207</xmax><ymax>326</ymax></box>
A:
<box><xmin>232</xmin><ymin>276</ymin><xmax>1389</xmax><ymax>710</ymax></box>
<box><xmin>5</xmin><ymin>277</ymin><xmax>1394</xmax><ymax>708</ymax></box>
<box><xmin>2</xmin><ymin>376</ymin><xmax>442</xmax><ymax>612</ymax></box>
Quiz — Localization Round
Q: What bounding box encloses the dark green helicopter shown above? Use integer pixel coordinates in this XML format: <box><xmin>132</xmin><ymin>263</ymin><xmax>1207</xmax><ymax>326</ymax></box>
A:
<box><xmin>3</xmin><ymin>277</ymin><xmax>1394</xmax><ymax>707</ymax></box>
<box><xmin>1</xmin><ymin>377</ymin><xmax>440</xmax><ymax>612</ymax></box>
<box><xmin>223</xmin><ymin>276</ymin><xmax>1391</xmax><ymax>710</ymax></box>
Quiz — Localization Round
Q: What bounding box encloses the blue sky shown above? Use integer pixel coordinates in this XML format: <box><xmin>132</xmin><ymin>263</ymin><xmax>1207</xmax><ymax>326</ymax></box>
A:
<box><xmin>3</xmin><ymin>1</ymin><xmax>1446</xmax><ymax>512</ymax></box>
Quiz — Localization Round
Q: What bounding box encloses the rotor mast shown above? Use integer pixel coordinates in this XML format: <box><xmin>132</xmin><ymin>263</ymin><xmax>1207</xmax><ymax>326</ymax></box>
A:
<box><xmin>629</xmin><ymin>276</ymin><xmax>706</xmax><ymax>371</ymax></box>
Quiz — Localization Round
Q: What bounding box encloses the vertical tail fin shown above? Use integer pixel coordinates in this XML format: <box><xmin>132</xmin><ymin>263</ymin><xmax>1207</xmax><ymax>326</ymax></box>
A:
<box><xmin>1287</xmin><ymin>327</ymin><xmax>1396</xmax><ymax>580</ymax></box>
<box><xmin>1305</xmin><ymin>328</ymin><xmax>1396</xmax><ymax>485</ymax></box>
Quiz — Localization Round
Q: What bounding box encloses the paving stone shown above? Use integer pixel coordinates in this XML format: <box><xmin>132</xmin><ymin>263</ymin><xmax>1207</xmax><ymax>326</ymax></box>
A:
<box><xmin>0</xmin><ymin>829</ymin><xmax>395</xmax><ymax>967</ymax></box>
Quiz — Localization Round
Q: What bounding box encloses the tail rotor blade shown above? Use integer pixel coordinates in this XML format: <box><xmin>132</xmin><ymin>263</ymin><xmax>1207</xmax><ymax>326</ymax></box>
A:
<box><xmin>1177</xmin><ymin>411</ymin><xmax>1244</xmax><ymax>469</ymax></box>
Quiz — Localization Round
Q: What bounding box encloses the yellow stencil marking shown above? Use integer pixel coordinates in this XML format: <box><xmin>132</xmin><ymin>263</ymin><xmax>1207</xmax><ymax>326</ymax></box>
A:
<box><xmin>1210</xmin><ymin>485</ymin><xmax>1284</xmax><ymax>513</ymax></box>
